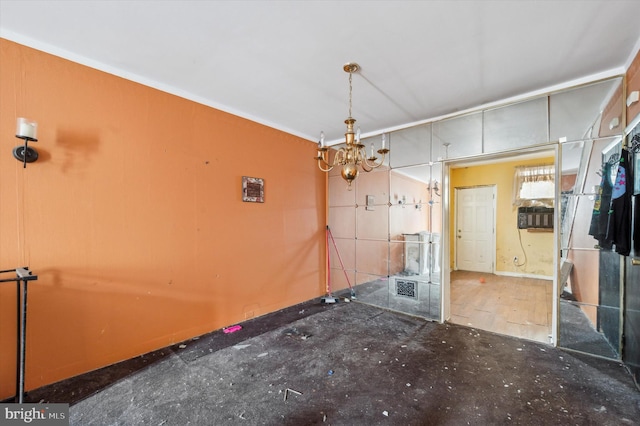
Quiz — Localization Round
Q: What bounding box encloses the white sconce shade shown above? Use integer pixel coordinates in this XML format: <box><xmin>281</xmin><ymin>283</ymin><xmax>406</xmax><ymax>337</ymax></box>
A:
<box><xmin>627</xmin><ymin>91</ymin><xmax>639</xmax><ymax>107</ymax></box>
<box><xmin>609</xmin><ymin>117</ymin><xmax>619</xmax><ymax>130</ymax></box>
<box><xmin>15</xmin><ymin>118</ymin><xmax>38</xmax><ymax>140</ymax></box>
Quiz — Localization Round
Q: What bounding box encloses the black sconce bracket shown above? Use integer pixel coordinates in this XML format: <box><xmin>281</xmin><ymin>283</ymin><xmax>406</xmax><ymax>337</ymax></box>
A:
<box><xmin>13</xmin><ymin>136</ymin><xmax>38</xmax><ymax>168</ymax></box>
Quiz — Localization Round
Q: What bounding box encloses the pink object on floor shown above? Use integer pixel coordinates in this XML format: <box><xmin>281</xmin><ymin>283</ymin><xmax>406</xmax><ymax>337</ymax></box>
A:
<box><xmin>223</xmin><ymin>325</ymin><xmax>242</xmax><ymax>334</ymax></box>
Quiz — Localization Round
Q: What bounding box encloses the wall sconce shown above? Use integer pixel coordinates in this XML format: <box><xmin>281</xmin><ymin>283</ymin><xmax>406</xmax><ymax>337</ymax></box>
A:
<box><xmin>394</xmin><ymin>194</ymin><xmax>406</xmax><ymax>207</ymax></box>
<box><xmin>609</xmin><ymin>117</ymin><xmax>619</xmax><ymax>131</ymax></box>
<box><xmin>365</xmin><ymin>194</ymin><xmax>375</xmax><ymax>211</ymax></box>
<box><xmin>427</xmin><ymin>180</ymin><xmax>440</xmax><ymax>197</ymax></box>
<box><xmin>13</xmin><ymin>118</ymin><xmax>39</xmax><ymax>168</ymax></box>
<box><xmin>627</xmin><ymin>91</ymin><xmax>639</xmax><ymax>107</ymax></box>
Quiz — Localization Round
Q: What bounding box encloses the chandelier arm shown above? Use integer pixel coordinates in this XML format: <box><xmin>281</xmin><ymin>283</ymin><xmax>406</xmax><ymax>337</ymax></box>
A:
<box><xmin>362</xmin><ymin>153</ymin><xmax>385</xmax><ymax>169</ymax></box>
<box><xmin>377</xmin><ymin>150</ymin><xmax>388</xmax><ymax>165</ymax></box>
<box><xmin>317</xmin><ymin>158</ymin><xmax>334</xmax><ymax>172</ymax></box>
<box><xmin>316</xmin><ymin>148</ymin><xmax>333</xmax><ymax>168</ymax></box>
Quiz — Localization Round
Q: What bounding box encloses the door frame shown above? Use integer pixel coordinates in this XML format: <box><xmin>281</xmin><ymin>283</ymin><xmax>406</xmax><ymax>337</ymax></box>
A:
<box><xmin>440</xmin><ymin>146</ymin><xmax>559</xmax><ymax>346</ymax></box>
<box><xmin>453</xmin><ymin>185</ymin><xmax>497</xmax><ymax>273</ymax></box>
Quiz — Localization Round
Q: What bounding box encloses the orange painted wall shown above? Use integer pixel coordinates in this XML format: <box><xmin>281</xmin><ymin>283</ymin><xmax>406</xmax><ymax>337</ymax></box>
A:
<box><xmin>627</xmin><ymin>49</ymin><xmax>640</xmax><ymax>124</ymax></box>
<box><xmin>0</xmin><ymin>39</ymin><xmax>326</xmax><ymax>399</ymax></box>
<box><xmin>598</xmin><ymin>81</ymin><xmax>624</xmax><ymax>137</ymax></box>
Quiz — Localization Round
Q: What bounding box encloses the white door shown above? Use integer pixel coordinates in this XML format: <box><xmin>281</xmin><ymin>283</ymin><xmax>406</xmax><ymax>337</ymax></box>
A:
<box><xmin>455</xmin><ymin>186</ymin><xmax>495</xmax><ymax>273</ymax></box>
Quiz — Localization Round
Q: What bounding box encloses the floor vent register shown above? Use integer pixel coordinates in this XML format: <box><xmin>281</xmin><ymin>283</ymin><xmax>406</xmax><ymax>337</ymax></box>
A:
<box><xmin>396</xmin><ymin>280</ymin><xmax>418</xmax><ymax>299</ymax></box>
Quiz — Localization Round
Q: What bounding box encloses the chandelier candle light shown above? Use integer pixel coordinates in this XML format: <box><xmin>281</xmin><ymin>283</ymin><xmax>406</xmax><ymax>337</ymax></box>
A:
<box><xmin>316</xmin><ymin>63</ymin><xmax>389</xmax><ymax>189</ymax></box>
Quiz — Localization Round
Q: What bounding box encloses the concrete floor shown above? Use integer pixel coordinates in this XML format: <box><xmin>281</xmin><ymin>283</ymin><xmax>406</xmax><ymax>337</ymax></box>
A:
<box><xmin>20</xmin><ymin>299</ymin><xmax>640</xmax><ymax>425</ymax></box>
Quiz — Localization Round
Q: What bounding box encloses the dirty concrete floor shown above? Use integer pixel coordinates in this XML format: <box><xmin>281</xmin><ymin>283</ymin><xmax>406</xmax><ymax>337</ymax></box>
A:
<box><xmin>24</xmin><ymin>300</ymin><xmax>640</xmax><ymax>425</ymax></box>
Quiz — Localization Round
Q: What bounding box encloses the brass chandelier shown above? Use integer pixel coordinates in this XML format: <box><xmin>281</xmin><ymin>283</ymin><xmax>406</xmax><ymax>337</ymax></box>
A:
<box><xmin>316</xmin><ymin>63</ymin><xmax>389</xmax><ymax>188</ymax></box>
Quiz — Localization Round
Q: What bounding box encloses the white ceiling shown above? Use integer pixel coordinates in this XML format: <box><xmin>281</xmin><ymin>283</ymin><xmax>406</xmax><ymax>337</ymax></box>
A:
<box><xmin>1</xmin><ymin>1</ymin><xmax>640</xmax><ymax>145</ymax></box>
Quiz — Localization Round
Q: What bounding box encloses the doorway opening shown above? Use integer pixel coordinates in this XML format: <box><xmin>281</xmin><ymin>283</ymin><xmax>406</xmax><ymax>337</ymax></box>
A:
<box><xmin>445</xmin><ymin>150</ymin><xmax>556</xmax><ymax>344</ymax></box>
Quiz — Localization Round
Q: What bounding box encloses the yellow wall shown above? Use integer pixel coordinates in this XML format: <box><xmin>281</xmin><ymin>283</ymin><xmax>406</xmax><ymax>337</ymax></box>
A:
<box><xmin>449</xmin><ymin>157</ymin><xmax>555</xmax><ymax>277</ymax></box>
<box><xmin>0</xmin><ymin>39</ymin><xmax>325</xmax><ymax>398</ymax></box>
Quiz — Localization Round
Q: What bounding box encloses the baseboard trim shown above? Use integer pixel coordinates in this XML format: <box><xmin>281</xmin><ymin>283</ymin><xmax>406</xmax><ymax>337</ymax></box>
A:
<box><xmin>494</xmin><ymin>270</ymin><xmax>553</xmax><ymax>281</ymax></box>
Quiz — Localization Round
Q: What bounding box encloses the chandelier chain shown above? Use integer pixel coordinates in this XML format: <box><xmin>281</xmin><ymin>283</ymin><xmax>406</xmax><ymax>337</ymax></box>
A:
<box><xmin>348</xmin><ymin>71</ymin><xmax>353</xmax><ymax>118</ymax></box>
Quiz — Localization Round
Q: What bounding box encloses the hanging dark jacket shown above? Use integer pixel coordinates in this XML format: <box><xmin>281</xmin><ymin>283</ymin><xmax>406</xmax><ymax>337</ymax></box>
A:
<box><xmin>606</xmin><ymin>148</ymin><xmax>633</xmax><ymax>256</ymax></box>
<box><xmin>589</xmin><ymin>162</ymin><xmax>614</xmax><ymax>249</ymax></box>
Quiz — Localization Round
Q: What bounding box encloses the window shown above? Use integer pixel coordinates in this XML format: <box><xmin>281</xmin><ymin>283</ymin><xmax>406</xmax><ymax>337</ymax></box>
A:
<box><xmin>514</xmin><ymin>164</ymin><xmax>554</xmax><ymax>208</ymax></box>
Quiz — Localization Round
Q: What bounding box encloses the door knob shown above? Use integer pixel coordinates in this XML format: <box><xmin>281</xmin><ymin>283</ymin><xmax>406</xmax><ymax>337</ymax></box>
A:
<box><xmin>632</xmin><ymin>258</ymin><xmax>640</xmax><ymax>266</ymax></box>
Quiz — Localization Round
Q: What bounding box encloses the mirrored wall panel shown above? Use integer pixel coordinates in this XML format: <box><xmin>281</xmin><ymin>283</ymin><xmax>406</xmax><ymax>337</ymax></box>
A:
<box><xmin>356</xmin><ymin>205</ymin><xmax>389</xmax><ymax>241</ymax></box>
<box><xmin>550</xmin><ymin>78</ymin><xmax>623</xmax><ymax>143</ymax></box>
<box><xmin>328</xmin><ymin>206</ymin><xmax>355</xmax><ymax>239</ymax></box>
<box><xmin>353</xmin><ymin>271</ymin><xmax>390</xmax><ymax>311</ymax></box>
<box><xmin>388</xmin><ymin>124</ymin><xmax>431</xmax><ymax>167</ymax></box>
<box><xmin>387</xmin><ymin>239</ymin><xmax>441</xmax><ymax>319</ymax></box>
<box><xmin>432</xmin><ymin>112</ymin><xmax>483</xmax><ymax>161</ymax></box>
<box><xmin>484</xmin><ymin>97</ymin><xmax>548</xmax><ymax>153</ymax></box>
<box><xmin>326</xmin><ymin>76</ymin><xmax>624</xmax><ymax>333</ymax></box>
<box><xmin>623</xmin><ymin>122</ymin><xmax>640</xmax><ymax>384</ymax></box>
<box><xmin>329</xmin><ymin>174</ymin><xmax>356</xmax><ymax>207</ymax></box>
<box><xmin>389</xmin><ymin>165</ymin><xmax>431</xmax><ymax>241</ymax></box>
<box><xmin>559</xmin><ymin>137</ymin><xmax>623</xmax><ymax>358</ymax></box>
<box><xmin>327</xmin><ymin>155</ymin><xmax>442</xmax><ymax>320</ymax></box>
<box><xmin>355</xmin><ymin>167</ymin><xmax>389</xmax><ymax>208</ymax></box>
